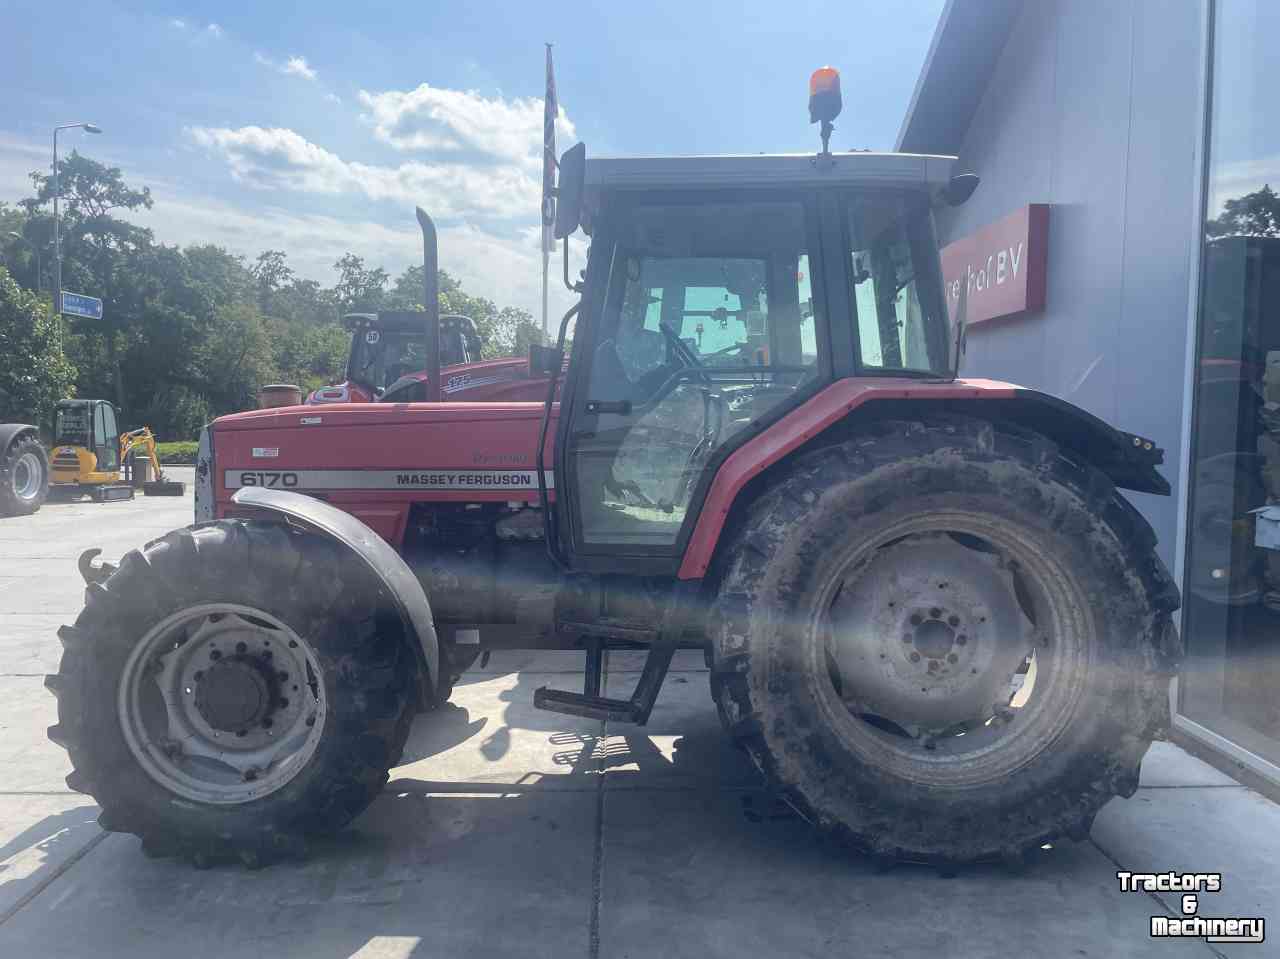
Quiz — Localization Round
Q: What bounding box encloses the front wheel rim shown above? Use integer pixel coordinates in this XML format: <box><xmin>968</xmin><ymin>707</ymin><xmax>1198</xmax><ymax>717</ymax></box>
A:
<box><xmin>118</xmin><ymin>603</ymin><xmax>328</xmax><ymax>805</ymax></box>
<box><xmin>12</xmin><ymin>451</ymin><xmax>42</xmax><ymax>501</ymax></box>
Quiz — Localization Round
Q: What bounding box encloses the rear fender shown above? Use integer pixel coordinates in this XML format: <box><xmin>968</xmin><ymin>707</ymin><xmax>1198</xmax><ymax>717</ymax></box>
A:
<box><xmin>678</xmin><ymin>380</ymin><xmax>1170</xmax><ymax>580</ymax></box>
<box><xmin>231</xmin><ymin>487</ymin><xmax>440</xmax><ymax>699</ymax></box>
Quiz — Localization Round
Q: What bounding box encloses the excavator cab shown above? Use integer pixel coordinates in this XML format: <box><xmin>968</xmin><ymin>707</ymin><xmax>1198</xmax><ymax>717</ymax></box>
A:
<box><xmin>49</xmin><ymin>399</ymin><xmax>184</xmax><ymax>500</ymax></box>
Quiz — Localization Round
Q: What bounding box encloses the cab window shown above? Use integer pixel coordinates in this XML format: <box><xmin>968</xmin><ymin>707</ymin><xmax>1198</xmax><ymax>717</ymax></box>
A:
<box><xmin>847</xmin><ymin>193</ymin><xmax>949</xmax><ymax>374</ymax></box>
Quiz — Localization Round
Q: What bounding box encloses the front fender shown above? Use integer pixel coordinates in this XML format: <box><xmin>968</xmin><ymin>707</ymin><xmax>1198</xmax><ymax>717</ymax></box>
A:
<box><xmin>0</xmin><ymin>423</ymin><xmax>39</xmax><ymax>455</ymax></box>
<box><xmin>231</xmin><ymin>486</ymin><xmax>440</xmax><ymax>698</ymax></box>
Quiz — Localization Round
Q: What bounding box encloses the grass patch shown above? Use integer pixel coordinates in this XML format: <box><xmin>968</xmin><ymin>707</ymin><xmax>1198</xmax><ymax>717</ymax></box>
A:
<box><xmin>155</xmin><ymin>440</ymin><xmax>199</xmax><ymax>465</ymax></box>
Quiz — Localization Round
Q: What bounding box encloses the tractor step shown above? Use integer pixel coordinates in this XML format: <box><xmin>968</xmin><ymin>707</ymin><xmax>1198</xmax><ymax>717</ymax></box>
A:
<box><xmin>534</xmin><ymin>637</ymin><xmax>676</xmax><ymax>726</ymax></box>
<box><xmin>532</xmin><ymin>688</ymin><xmax>645</xmax><ymax>722</ymax></box>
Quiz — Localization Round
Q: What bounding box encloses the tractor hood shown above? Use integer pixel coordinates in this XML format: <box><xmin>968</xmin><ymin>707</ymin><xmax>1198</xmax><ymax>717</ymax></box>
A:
<box><xmin>207</xmin><ymin>402</ymin><xmax>558</xmax><ymax>541</ymax></box>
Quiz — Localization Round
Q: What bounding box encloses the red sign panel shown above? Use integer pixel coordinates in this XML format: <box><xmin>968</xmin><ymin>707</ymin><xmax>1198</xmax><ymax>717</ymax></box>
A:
<box><xmin>940</xmin><ymin>204</ymin><xmax>1049</xmax><ymax>327</ymax></box>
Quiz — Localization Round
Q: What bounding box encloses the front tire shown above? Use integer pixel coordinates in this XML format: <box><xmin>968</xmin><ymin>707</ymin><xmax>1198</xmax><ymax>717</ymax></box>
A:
<box><xmin>47</xmin><ymin>521</ymin><xmax>418</xmax><ymax>866</ymax></box>
<box><xmin>710</xmin><ymin>416</ymin><xmax>1181</xmax><ymax>864</ymax></box>
<box><xmin>0</xmin><ymin>434</ymin><xmax>48</xmax><ymax>516</ymax></box>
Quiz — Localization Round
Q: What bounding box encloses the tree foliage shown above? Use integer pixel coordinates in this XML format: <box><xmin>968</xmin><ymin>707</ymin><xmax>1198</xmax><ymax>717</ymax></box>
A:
<box><xmin>1</xmin><ymin>153</ymin><xmax>541</xmax><ymax>439</ymax></box>
<box><xmin>1206</xmin><ymin>184</ymin><xmax>1280</xmax><ymax>238</ymax></box>
<box><xmin>0</xmin><ymin>267</ymin><xmax>76</xmax><ymax>425</ymax></box>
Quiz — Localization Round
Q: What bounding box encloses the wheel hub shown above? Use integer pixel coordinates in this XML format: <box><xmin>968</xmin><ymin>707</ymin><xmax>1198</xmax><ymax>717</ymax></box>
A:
<box><xmin>194</xmin><ymin>658</ymin><xmax>275</xmax><ymax>732</ymax></box>
<box><xmin>827</xmin><ymin>535</ymin><xmax>1033</xmax><ymax>735</ymax></box>
<box><xmin>118</xmin><ymin>604</ymin><xmax>326</xmax><ymax>805</ymax></box>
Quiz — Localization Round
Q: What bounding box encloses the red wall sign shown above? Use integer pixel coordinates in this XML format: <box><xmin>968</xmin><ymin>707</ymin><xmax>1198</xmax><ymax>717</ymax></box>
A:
<box><xmin>940</xmin><ymin>204</ymin><xmax>1049</xmax><ymax>327</ymax></box>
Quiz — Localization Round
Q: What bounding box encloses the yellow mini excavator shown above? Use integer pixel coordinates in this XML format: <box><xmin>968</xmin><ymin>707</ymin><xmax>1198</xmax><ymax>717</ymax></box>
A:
<box><xmin>47</xmin><ymin>399</ymin><xmax>185</xmax><ymax>501</ymax></box>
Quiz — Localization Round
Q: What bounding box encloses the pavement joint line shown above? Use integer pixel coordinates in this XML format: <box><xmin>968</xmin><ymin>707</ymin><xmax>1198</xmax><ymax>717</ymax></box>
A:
<box><xmin>1087</xmin><ymin>836</ymin><xmax>1229</xmax><ymax>959</ymax></box>
<box><xmin>588</xmin><ymin>649</ymin><xmax>609</xmax><ymax>959</ymax></box>
<box><xmin>0</xmin><ymin>791</ymin><xmax>79</xmax><ymax>797</ymax></box>
<box><xmin>0</xmin><ymin>829</ymin><xmax>108</xmax><ymax>927</ymax></box>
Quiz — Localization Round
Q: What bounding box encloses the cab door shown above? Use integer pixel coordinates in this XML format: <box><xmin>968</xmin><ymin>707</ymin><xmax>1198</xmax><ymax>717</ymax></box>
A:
<box><xmin>95</xmin><ymin>402</ymin><xmax>120</xmax><ymax>473</ymax></box>
<box><xmin>554</xmin><ymin>192</ymin><xmax>834</xmax><ymax>574</ymax></box>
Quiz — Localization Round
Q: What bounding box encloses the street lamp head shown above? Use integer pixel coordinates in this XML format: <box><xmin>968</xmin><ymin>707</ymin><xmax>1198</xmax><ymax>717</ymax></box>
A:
<box><xmin>83</xmin><ymin>124</ymin><xmax>102</xmax><ymax>134</ymax></box>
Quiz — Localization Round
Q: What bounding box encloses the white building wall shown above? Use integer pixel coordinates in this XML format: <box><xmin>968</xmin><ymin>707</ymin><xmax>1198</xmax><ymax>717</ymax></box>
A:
<box><xmin>936</xmin><ymin>0</ymin><xmax>1206</xmax><ymax>571</ymax></box>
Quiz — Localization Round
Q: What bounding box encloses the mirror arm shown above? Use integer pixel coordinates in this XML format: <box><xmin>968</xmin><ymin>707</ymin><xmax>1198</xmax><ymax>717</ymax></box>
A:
<box><xmin>562</xmin><ymin>236</ymin><xmax>583</xmax><ymax>294</ymax></box>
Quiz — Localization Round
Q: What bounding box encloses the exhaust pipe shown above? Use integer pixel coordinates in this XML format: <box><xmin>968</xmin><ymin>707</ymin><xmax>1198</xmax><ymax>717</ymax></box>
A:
<box><xmin>416</xmin><ymin>207</ymin><xmax>440</xmax><ymax>402</ymax></box>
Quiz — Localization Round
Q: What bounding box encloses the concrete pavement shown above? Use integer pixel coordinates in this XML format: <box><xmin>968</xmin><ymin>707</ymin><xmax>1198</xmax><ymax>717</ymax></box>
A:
<box><xmin>0</xmin><ymin>473</ymin><xmax>1276</xmax><ymax>957</ymax></box>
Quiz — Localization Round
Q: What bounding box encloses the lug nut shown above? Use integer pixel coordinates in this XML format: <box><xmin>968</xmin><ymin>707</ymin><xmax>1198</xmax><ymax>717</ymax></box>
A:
<box><xmin>235</xmin><ymin>641</ymin><xmax>247</xmax><ymax>654</ymax></box>
<box><xmin>948</xmin><ymin>615</ymin><xmax>960</xmax><ymax>627</ymax></box>
<box><xmin>910</xmin><ymin>614</ymin><xmax>923</xmax><ymax>626</ymax></box>
<box><xmin>909</xmin><ymin>652</ymin><xmax>921</xmax><ymax>663</ymax></box>
<box><xmin>948</xmin><ymin>654</ymin><xmax>959</xmax><ymax>664</ymax></box>
<box><xmin>956</xmin><ymin>635</ymin><xmax>967</xmax><ymax>646</ymax></box>
<box><xmin>929</xmin><ymin>608</ymin><xmax>942</xmax><ymax>619</ymax></box>
<box><xmin>210</xmin><ymin>650</ymin><xmax>222</xmax><ymax>661</ymax></box>
<box><xmin>193</xmin><ymin>670</ymin><xmax>203</xmax><ymax>681</ymax></box>
<box><xmin>262</xmin><ymin>718</ymin><xmax>273</xmax><ymax>729</ymax></box>
<box><xmin>305</xmin><ymin>716</ymin><xmax>316</xmax><ymax>727</ymax></box>
<box><xmin>288</xmin><ymin>640</ymin><xmax>298</xmax><ymax>648</ymax></box>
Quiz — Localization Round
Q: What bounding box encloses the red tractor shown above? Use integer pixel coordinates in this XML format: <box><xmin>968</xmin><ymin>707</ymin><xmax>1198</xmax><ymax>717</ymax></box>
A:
<box><xmin>306</xmin><ymin>311</ymin><xmax>554</xmax><ymax>405</ymax></box>
<box><xmin>47</xmin><ymin>108</ymin><xmax>1181</xmax><ymax>868</ymax></box>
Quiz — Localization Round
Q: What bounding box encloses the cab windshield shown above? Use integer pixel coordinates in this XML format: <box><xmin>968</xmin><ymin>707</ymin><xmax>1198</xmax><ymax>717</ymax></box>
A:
<box><xmin>54</xmin><ymin>404</ymin><xmax>92</xmax><ymax>447</ymax></box>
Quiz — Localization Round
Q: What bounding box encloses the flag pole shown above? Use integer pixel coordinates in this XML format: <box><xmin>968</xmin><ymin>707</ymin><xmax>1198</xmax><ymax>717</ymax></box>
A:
<box><xmin>541</xmin><ymin>42</ymin><xmax>556</xmax><ymax>343</ymax></box>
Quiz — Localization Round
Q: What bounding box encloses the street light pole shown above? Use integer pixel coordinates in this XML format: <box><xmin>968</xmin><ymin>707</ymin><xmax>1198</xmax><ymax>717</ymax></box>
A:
<box><xmin>51</xmin><ymin>122</ymin><xmax>102</xmax><ymax>317</ymax></box>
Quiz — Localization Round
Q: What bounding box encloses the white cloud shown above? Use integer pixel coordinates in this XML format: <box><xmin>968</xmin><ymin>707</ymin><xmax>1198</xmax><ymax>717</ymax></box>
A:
<box><xmin>254</xmin><ymin>53</ymin><xmax>318</xmax><ymax>82</ymax></box>
<box><xmin>206</xmin><ymin>23</ymin><xmax>223</xmax><ymax>39</ymax></box>
<box><xmin>325</xmin><ymin>93</ymin><xmax>342</xmax><ymax>105</ymax></box>
<box><xmin>358</xmin><ymin>83</ymin><xmax>575</xmax><ymax>173</ymax></box>
<box><xmin>0</xmin><ymin>133</ymin><xmax>571</xmax><ymax>324</ymax></box>
<box><xmin>1208</xmin><ymin>154</ymin><xmax>1280</xmax><ymax>216</ymax></box>
<box><xmin>169</xmin><ymin>18</ymin><xmax>186</xmax><ymax>29</ymax></box>
<box><xmin>188</xmin><ymin>125</ymin><xmax>538</xmax><ymax>218</ymax></box>
<box><xmin>283</xmin><ymin>56</ymin><xmax>317</xmax><ymax>81</ymax></box>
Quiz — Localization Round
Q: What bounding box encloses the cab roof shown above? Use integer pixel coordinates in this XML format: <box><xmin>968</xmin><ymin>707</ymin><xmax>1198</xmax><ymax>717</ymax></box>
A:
<box><xmin>584</xmin><ymin>151</ymin><xmax>957</xmax><ymax>195</ymax></box>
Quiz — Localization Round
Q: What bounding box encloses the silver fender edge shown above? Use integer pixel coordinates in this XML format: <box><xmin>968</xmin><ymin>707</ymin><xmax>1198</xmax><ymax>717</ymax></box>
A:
<box><xmin>232</xmin><ymin>487</ymin><xmax>440</xmax><ymax>698</ymax></box>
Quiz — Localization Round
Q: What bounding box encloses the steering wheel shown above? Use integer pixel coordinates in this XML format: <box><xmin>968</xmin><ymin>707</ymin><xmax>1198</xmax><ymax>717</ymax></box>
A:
<box><xmin>658</xmin><ymin>321</ymin><xmax>712</xmax><ymax>384</ymax></box>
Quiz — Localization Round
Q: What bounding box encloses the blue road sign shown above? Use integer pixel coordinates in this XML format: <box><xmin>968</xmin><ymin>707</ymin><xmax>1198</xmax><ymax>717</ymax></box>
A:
<box><xmin>60</xmin><ymin>291</ymin><xmax>103</xmax><ymax>320</ymax></box>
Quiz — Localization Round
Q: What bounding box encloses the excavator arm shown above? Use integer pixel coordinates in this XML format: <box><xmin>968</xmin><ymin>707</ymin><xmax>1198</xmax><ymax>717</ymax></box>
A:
<box><xmin>120</xmin><ymin>428</ymin><xmax>186</xmax><ymax>497</ymax></box>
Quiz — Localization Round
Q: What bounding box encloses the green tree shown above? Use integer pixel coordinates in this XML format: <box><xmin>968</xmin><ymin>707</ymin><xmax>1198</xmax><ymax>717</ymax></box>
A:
<box><xmin>333</xmin><ymin>253</ymin><xmax>388</xmax><ymax>314</ymax></box>
<box><xmin>21</xmin><ymin>152</ymin><xmax>155</xmax><ymax>410</ymax></box>
<box><xmin>1206</xmin><ymin>184</ymin><xmax>1280</xmax><ymax>238</ymax></box>
<box><xmin>0</xmin><ymin>267</ymin><xmax>76</xmax><ymax>425</ymax></box>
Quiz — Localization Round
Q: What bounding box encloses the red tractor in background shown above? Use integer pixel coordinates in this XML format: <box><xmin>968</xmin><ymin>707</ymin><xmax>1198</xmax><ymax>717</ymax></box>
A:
<box><xmin>306</xmin><ymin>311</ymin><xmax>554</xmax><ymax>406</ymax></box>
<box><xmin>47</xmin><ymin>72</ymin><xmax>1181</xmax><ymax>869</ymax></box>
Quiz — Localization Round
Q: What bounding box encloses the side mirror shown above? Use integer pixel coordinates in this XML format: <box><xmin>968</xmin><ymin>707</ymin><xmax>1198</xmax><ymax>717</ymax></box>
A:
<box><xmin>530</xmin><ymin>343</ymin><xmax>563</xmax><ymax>376</ymax></box>
<box><xmin>942</xmin><ymin>173</ymin><xmax>980</xmax><ymax>207</ymax></box>
<box><xmin>553</xmin><ymin>142</ymin><xmax>586</xmax><ymax>240</ymax></box>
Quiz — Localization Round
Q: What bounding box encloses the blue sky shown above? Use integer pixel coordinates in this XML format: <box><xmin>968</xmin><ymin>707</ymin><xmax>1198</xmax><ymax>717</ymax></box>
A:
<box><xmin>1</xmin><ymin>0</ymin><xmax>945</xmax><ymax>318</ymax></box>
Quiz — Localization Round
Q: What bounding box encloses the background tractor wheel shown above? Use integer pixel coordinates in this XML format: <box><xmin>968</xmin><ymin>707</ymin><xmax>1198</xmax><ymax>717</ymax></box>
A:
<box><xmin>46</xmin><ymin>520</ymin><xmax>418</xmax><ymax>866</ymax></box>
<box><xmin>0</xmin><ymin>433</ymin><xmax>49</xmax><ymax>516</ymax></box>
<box><xmin>709</xmin><ymin>416</ymin><xmax>1181</xmax><ymax>865</ymax></box>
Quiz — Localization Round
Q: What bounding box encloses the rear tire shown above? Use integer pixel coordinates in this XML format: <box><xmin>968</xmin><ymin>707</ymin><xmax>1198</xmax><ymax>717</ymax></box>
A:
<box><xmin>47</xmin><ymin>520</ymin><xmax>418</xmax><ymax>866</ymax></box>
<box><xmin>709</xmin><ymin>416</ymin><xmax>1181</xmax><ymax>864</ymax></box>
<box><xmin>0</xmin><ymin>434</ymin><xmax>48</xmax><ymax>516</ymax></box>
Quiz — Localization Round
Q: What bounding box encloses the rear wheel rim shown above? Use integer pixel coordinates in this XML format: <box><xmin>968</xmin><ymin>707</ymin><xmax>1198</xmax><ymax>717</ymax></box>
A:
<box><xmin>118</xmin><ymin>603</ymin><xmax>328</xmax><ymax>804</ymax></box>
<box><xmin>12</xmin><ymin>451</ymin><xmax>42</xmax><ymax>501</ymax></box>
<box><xmin>814</xmin><ymin>511</ymin><xmax>1088</xmax><ymax>788</ymax></box>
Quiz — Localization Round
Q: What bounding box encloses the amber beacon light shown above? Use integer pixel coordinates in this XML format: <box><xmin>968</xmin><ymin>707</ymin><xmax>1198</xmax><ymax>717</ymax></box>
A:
<box><xmin>808</xmin><ymin>66</ymin><xmax>842</xmax><ymax>155</ymax></box>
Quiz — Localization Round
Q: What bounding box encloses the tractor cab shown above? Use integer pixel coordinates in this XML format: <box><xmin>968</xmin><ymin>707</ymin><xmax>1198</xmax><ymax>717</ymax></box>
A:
<box><xmin>542</xmin><ymin>148</ymin><xmax>958</xmax><ymax>572</ymax></box>
<box><xmin>308</xmin><ymin>312</ymin><xmax>483</xmax><ymax>404</ymax></box>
